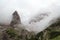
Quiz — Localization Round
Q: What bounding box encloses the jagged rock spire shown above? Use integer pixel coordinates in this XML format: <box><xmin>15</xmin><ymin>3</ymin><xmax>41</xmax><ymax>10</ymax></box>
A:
<box><xmin>10</xmin><ymin>11</ymin><xmax>21</xmax><ymax>26</ymax></box>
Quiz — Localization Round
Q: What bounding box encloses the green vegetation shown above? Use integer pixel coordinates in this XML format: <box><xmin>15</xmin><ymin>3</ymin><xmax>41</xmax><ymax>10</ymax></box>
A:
<box><xmin>51</xmin><ymin>36</ymin><xmax>60</xmax><ymax>40</ymax></box>
<box><xmin>6</xmin><ymin>28</ymin><xmax>17</xmax><ymax>38</ymax></box>
<box><xmin>0</xmin><ymin>20</ymin><xmax>60</xmax><ymax>40</ymax></box>
<box><xmin>0</xmin><ymin>27</ymin><xmax>60</xmax><ymax>40</ymax></box>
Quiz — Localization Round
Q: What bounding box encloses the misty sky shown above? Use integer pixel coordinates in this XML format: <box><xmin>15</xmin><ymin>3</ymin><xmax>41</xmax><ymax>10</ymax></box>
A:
<box><xmin>0</xmin><ymin>0</ymin><xmax>60</xmax><ymax>33</ymax></box>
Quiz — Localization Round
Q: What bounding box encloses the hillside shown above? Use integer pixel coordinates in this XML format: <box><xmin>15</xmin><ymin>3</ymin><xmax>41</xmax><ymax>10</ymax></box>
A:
<box><xmin>0</xmin><ymin>11</ymin><xmax>60</xmax><ymax>40</ymax></box>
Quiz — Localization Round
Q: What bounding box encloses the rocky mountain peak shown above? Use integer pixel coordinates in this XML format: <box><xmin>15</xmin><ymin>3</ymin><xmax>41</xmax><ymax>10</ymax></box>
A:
<box><xmin>10</xmin><ymin>11</ymin><xmax>21</xmax><ymax>26</ymax></box>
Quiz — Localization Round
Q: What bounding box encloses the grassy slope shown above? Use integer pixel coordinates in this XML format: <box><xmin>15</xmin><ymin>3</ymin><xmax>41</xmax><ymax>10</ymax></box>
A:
<box><xmin>51</xmin><ymin>36</ymin><xmax>60</xmax><ymax>40</ymax></box>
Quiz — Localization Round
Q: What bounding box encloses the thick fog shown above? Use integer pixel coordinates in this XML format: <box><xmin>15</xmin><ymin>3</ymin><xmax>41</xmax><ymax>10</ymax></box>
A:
<box><xmin>0</xmin><ymin>0</ymin><xmax>60</xmax><ymax>34</ymax></box>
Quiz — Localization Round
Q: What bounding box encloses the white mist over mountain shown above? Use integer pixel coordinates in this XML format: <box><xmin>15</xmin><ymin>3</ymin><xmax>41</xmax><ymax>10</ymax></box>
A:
<box><xmin>0</xmin><ymin>0</ymin><xmax>60</xmax><ymax>34</ymax></box>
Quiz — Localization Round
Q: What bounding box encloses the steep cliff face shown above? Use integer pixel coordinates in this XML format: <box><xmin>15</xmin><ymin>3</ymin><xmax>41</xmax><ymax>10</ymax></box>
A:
<box><xmin>10</xmin><ymin>11</ymin><xmax>21</xmax><ymax>27</ymax></box>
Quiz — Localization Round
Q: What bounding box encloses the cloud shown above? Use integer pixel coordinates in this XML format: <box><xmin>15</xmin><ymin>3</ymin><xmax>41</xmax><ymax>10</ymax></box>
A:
<box><xmin>0</xmin><ymin>0</ymin><xmax>60</xmax><ymax>33</ymax></box>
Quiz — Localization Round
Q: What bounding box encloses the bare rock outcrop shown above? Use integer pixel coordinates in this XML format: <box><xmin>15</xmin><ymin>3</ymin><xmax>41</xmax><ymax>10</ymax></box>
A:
<box><xmin>10</xmin><ymin>11</ymin><xmax>21</xmax><ymax>27</ymax></box>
